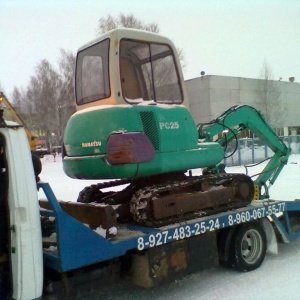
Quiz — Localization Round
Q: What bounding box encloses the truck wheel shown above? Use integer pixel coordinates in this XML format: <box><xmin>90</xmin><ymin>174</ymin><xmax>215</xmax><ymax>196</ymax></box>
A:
<box><xmin>228</xmin><ymin>222</ymin><xmax>266</xmax><ymax>272</ymax></box>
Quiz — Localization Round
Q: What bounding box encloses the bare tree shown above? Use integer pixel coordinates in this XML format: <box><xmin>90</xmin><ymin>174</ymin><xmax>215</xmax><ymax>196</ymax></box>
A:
<box><xmin>97</xmin><ymin>14</ymin><xmax>185</xmax><ymax>69</ymax></box>
<box><xmin>57</xmin><ymin>49</ymin><xmax>76</xmax><ymax>143</ymax></box>
<box><xmin>98</xmin><ymin>14</ymin><xmax>185</xmax><ymax>69</ymax></box>
<box><xmin>10</xmin><ymin>50</ymin><xmax>76</xmax><ymax>149</ymax></box>
<box><xmin>256</xmin><ymin>62</ymin><xmax>285</xmax><ymax>130</ymax></box>
<box><xmin>27</xmin><ymin>59</ymin><xmax>61</xmax><ymax>148</ymax></box>
<box><xmin>98</xmin><ymin>14</ymin><xmax>159</xmax><ymax>34</ymax></box>
<box><xmin>11</xmin><ymin>87</ymin><xmax>23</xmax><ymax>107</ymax></box>
<box><xmin>10</xmin><ymin>87</ymin><xmax>28</xmax><ymax>123</ymax></box>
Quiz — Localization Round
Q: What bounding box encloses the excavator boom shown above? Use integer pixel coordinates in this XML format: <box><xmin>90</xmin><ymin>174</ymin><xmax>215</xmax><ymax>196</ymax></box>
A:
<box><xmin>0</xmin><ymin>92</ymin><xmax>39</xmax><ymax>152</ymax></box>
<box><xmin>198</xmin><ymin>105</ymin><xmax>291</xmax><ymax>198</ymax></box>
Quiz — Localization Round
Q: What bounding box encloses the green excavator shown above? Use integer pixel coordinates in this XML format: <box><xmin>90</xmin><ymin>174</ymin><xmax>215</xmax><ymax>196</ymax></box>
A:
<box><xmin>62</xmin><ymin>29</ymin><xmax>290</xmax><ymax>226</ymax></box>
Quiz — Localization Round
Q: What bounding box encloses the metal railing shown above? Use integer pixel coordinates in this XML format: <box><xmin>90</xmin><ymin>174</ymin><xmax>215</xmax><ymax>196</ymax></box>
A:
<box><xmin>224</xmin><ymin>136</ymin><xmax>300</xmax><ymax>167</ymax></box>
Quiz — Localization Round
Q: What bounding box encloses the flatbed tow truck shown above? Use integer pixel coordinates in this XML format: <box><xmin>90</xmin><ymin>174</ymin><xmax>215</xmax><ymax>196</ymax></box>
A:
<box><xmin>1</xmin><ymin>28</ymin><xmax>300</xmax><ymax>299</ymax></box>
<box><xmin>2</xmin><ymin>96</ymin><xmax>300</xmax><ymax>300</ymax></box>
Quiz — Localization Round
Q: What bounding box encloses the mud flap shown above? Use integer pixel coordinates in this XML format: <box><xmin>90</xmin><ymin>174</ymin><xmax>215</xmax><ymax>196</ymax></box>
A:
<box><xmin>261</xmin><ymin>218</ymin><xmax>278</xmax><ymax>255</ymax></box>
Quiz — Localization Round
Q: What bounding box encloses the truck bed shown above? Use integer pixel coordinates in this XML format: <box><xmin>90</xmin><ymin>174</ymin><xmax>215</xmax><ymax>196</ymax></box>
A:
<box><xmin>38</xmin><ymin>182</ymin><xmax>300</xmax><ymax>274</ymax></box>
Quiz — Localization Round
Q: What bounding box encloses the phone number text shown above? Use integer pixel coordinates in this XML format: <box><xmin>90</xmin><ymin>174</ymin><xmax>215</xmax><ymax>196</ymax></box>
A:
<box><xmin>137</xmin><ymin>202</ymin><xmax>285</xmax><ymax>251</ymax></box>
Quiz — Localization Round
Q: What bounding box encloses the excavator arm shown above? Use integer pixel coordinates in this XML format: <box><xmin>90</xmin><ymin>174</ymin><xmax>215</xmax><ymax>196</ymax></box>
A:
<box><xmin>0</xmin><ymin>92</ymin><xmax>38</xmax><ymax>152</ymax></box>
<box><xmin>198</xmin><ymin>105</ymin><xmax>291</xmax><ymax>199</ymax></box>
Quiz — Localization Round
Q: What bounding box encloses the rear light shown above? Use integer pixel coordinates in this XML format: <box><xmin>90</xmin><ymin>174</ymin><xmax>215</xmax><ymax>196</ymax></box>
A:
<box><xmin>106</xmin><ymin>132</ymin><xmax>155</xmax><ymax>165</ymax></box>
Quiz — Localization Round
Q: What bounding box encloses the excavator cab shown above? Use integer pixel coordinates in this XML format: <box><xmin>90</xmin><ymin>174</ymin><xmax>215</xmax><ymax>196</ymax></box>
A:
<box><xmin>74</xmin><ymin>29</ymin><xmax>185</xmax><ymax>109</ymax></box>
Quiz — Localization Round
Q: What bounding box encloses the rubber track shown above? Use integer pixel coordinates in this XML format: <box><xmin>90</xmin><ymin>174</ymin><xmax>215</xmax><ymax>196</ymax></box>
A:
<box><xmin>77</xmin><ymin>173</ymin><xmax>254</xmax><ymax>227</ymax></box>
<box><xmin>130</xmin><ymin>173</ymin><xmax>254</xmax><ymax>226</ymax></box>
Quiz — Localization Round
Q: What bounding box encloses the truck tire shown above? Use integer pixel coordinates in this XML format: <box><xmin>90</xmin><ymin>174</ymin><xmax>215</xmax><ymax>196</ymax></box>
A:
<box><xmin>228</xmin><ymin>221</ymin><xmax>266</xmax><ymax>272</ymax></box>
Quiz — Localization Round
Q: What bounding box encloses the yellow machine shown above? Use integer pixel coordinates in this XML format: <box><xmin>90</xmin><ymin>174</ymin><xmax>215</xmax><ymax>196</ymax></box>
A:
<box><xmin>0</xmin><ymin>91</ymin><xmax>39</xmax><ymax>152</ymax></box>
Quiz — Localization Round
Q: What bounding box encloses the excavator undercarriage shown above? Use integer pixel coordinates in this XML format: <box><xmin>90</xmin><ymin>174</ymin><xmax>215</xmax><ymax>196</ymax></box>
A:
<box><xmin>74</xmin><ymin>172</ymin><xmax>254</xmax><ymax>227</ymax></box>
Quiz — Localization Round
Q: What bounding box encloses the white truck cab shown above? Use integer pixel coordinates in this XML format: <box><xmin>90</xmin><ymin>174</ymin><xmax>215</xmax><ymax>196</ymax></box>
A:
<box><xmin>0</xmin><ymin>116</ymin><xmax>43</xmax><ymax>300</ymax></box>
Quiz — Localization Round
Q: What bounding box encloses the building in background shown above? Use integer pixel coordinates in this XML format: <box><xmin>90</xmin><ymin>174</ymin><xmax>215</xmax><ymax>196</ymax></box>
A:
<box><xmin>186</xmin><ymin>75</ymin><xmax>300</xmax><ymax>137</ymax></box>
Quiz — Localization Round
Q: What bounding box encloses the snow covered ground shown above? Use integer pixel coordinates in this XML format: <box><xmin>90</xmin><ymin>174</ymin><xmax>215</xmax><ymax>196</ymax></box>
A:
<box><xmin>39</xmin><ymin>154</ymin><xmax>300</xmax><ymax>300</ymax></box>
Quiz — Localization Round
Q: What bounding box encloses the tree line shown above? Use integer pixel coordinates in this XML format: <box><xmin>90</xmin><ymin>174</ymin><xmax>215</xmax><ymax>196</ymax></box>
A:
<box><xmin>11</xmin><ymin>49</ymin><xmax>76</xmax><ymax>149</ymax></box>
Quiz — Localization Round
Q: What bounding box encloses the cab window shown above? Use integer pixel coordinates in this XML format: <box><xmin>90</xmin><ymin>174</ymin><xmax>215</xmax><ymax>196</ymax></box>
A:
<box><xmin>76</xmin><ymin>39</ymin><xmax>110</xmax><ymax>105</ymax></box>
<box><xmin>120</xmin><ymin>39</ymin><xmax>183</xmax><ymax>104</ymax></box>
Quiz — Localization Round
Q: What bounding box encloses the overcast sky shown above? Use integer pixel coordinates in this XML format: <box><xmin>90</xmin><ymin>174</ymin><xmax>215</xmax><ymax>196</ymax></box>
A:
<box><xmin>1</xmin><ymin>0</ymin><xmax>300</xmax><ymax>96</ymax></box>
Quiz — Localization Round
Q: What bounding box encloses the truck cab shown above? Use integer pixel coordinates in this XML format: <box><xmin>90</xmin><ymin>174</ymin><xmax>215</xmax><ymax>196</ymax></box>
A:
<box><xmin>0</xmin><ymin>117</ymin><xmax>43</xmax><ymax>300</ymax></box>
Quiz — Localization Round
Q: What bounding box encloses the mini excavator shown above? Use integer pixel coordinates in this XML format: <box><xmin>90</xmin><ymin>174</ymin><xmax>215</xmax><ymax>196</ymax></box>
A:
<box><xmin>62</xmin><ymin>29</ymin><xmax>290</xmax><ymax>226</ymax></box>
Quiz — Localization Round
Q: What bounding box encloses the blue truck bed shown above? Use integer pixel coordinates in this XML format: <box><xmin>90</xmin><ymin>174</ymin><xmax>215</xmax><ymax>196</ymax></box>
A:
<box><xmin>38</xmin><ymin>182</ymin><xmax>300</xmax><ymax>273</ymax></box>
